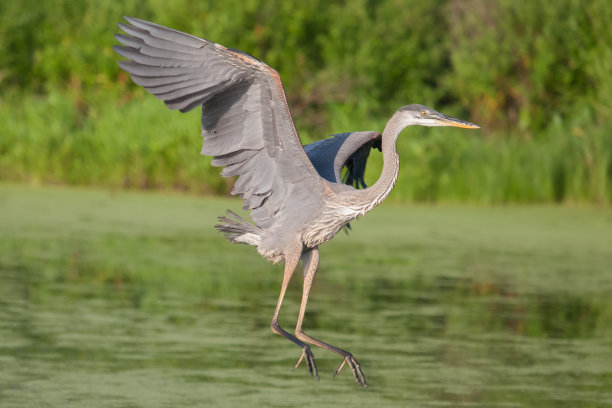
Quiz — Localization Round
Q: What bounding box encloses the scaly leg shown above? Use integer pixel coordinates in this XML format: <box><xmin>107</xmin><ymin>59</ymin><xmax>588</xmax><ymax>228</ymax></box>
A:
<box><xmin>270</xmin><ymin>245</ymin><xmax>318</xmax><ymax>379</ymax></box>
<box><xmin>295</xmin><ymin>247</ymin><xmax>367</xmax><ymax>387</ymax></box>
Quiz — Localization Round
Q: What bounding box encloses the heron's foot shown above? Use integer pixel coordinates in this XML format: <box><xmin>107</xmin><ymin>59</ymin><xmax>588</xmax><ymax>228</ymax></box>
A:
<box><xmin>293</xmin><ymin>346</ymin><xmax>319</xmax><ymax>380</ymax></box>
<box><xmin>334</xmin><ymin>353</ymin><xmax>367</xmax><ymax>387</ymax></box>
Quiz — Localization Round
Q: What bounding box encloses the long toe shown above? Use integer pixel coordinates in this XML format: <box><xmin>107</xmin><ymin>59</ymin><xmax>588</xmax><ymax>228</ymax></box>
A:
<box><xmin>293</xmin><ymin>346</ymin><xmax>319</xmax><ymax>380</ymax></box>
<box><xmin>334</xmin><ymin>353</ymin><xmax>367</xmax><ymax>387</ymax></box>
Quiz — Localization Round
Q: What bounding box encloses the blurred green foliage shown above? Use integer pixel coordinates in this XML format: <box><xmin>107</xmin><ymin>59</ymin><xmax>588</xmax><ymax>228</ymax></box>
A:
<box><xmin>0</xmin><ymin>0</ymin><xmax>610</xmax><ymax>202</ymax></box>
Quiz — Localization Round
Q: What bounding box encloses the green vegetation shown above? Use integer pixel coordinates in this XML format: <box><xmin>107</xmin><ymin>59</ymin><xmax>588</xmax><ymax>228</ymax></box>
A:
<box><xmin>1</xmin><ymin>0</ymin><xmax>611</xmax><ymax>203</ymax></box>
<box><xmin>2</xmin><ymin>184</ymin><xmax>611</xmax><ymax>406</ymax></box>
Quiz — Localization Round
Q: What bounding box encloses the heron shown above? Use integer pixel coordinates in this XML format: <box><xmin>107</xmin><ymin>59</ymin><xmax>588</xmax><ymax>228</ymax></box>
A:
<box><xmin>114</xmin><ymin>17</ymin><xmax>479</xmax><ymax>387</ymax></box>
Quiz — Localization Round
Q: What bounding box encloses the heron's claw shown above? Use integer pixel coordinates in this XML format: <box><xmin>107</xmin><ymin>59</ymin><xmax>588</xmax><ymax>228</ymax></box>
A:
<box><xmin>334</xmin><ymin>353</ymin><xmax>367</xmax><ymax>387</ymax></box>
<box><xmin>293</xmin><ymin>346</ymin><xmax>319</xmax><ymax>380</ymax></box>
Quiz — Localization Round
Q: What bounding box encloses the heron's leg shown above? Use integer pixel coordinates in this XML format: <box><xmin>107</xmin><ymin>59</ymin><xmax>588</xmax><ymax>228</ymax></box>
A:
<box><xmin>270</xmin><ymin>246</ymin><xmax>318</xmax><ymax>379</ymax></box>
<box><xmin>295</xmin><ymin>247</ymin><xmax>367</xmax><ymax>387</ymax></box>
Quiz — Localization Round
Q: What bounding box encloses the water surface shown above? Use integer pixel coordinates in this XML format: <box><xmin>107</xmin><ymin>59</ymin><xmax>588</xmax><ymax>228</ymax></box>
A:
<box><xmin>1</xmin><ymin>185</ymin><xmax>611</xmax><ymax>407</ymax></box>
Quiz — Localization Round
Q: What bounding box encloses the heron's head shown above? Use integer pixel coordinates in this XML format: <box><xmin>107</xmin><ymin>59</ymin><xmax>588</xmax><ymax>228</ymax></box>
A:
<box><xmin>397</xmin><ymin>104</ymin><xmax>480</xmax><ymax>129</ymax></box>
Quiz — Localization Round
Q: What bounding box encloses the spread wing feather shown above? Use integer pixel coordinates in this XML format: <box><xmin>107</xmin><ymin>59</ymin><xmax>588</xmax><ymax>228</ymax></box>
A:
<box><xmin>114</xmin><ymin>17</ymin><xmax>322</xmax><ymax>227</ymax></box>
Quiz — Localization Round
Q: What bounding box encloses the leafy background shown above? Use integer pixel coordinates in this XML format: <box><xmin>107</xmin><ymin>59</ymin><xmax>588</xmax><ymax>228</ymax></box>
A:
<box><xmin>1</xmin><ymin>0</ymin><xmax>610</xmax><ymax>203</ymax></box>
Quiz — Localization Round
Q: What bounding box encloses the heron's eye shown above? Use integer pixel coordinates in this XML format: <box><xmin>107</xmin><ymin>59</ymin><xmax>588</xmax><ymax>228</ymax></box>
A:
<box><xmin>421</xmin><ymin>111</ymin><xmax>428</xmax><ymax>117</ymax></box>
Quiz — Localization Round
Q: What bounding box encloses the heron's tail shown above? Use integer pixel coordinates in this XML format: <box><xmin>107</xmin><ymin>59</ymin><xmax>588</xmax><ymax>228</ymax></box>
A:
<box><xmin>215</xmin><ymin>210</ymin><xmax>263</xmax><ymax>246</ymax></box>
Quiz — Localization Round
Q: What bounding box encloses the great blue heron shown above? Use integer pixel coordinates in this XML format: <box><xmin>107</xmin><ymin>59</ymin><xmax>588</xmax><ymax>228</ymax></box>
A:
<box><xmin>114</xmin><ymin>17</ymin><xmax>479</xmax><ymax>387</ymax></box>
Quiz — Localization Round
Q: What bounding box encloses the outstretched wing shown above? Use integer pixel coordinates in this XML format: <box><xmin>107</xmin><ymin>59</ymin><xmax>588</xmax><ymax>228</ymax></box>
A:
<box><xmin>304</xmin><ymin>131</ymin><xmax>381</xmax><ymax>189</ymax></box>
<box><xmin>114</xmin><ymin>17</ymin><xmax>322</xmax><ymax>227</ymax></box>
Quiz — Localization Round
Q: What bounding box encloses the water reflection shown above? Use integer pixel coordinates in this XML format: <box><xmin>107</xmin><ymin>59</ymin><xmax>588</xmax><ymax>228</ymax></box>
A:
<box><xmin>2</xmin><ymin>260</ymin><xmax>611</xmax><ymax>408</ymax></box>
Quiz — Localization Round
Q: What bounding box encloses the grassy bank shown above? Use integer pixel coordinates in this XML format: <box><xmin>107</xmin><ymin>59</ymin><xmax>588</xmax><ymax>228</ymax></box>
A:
<box><xmin>1</xmin><ymin>91</ymin><xmax>610</xmax><ymax>203</ymax></box>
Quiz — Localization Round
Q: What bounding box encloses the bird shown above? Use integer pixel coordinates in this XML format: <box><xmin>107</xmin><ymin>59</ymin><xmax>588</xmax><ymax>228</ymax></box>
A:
<box><xmin>114</xmin><ymin>17</ymin><xmax>480</xmax><ymax>387</ymax></box>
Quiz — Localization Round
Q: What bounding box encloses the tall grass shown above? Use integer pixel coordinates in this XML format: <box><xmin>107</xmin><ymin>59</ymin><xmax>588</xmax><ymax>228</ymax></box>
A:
<box><xmin>1</xmin><ymin>91</ymin><xmax>609</xmax><ymax>203</ymax></box>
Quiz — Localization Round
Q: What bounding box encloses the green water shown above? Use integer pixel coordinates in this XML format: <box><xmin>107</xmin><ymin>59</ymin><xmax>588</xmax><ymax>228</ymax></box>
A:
<box><xmin>1</xmin><ymin>184</ymin><xmax>611</xmax><ymax>407</ymax></box>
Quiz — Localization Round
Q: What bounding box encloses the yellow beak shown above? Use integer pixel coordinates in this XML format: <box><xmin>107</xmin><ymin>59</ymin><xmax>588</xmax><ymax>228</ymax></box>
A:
<box><xmin>433</xmin><ymin>113</ymin><xmax>480</xmax><ymax>129</ymax></box>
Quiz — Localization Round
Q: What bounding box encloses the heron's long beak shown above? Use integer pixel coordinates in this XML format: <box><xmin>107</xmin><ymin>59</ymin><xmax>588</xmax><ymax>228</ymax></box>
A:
<box><xmin>432</xmin><ymin>113</ymin><xmax>480</xmax><ymax>129</ymax></box>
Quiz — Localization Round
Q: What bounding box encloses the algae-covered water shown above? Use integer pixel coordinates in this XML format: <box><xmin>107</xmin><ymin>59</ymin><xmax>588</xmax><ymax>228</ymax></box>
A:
<box><xmin>1</xmin><ymin>184</ymin><xmax>611</xmax><ymax>407</ymax></box>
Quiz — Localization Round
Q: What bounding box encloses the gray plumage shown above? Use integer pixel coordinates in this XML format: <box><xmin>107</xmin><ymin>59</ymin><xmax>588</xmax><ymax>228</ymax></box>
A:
<box><xmin>114</xmin><ymin>17</ymin><xmax>479</xmax><ymax>387</ymax></box>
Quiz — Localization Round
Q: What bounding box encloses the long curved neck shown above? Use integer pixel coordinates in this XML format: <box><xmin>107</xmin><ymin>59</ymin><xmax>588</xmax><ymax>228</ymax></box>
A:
<box><xmin>354</xmin><ymin>112</ymin><xmax>405</xmax><ymax>211</ymax></box>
